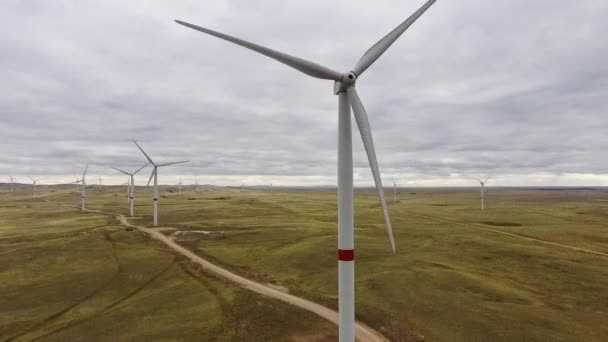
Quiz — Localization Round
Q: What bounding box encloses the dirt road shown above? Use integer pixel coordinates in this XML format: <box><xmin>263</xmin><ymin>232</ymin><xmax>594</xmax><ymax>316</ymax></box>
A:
<box><xmin>115</xmin><ymin>215</ymin><xmax>387</xmax><ymax>342</ymax></box>
<box><xmin>37</xmin><ymin>198</ymin><xmax>388</xmax><ymax>341</ymax></box>
<box><xmin>115</xmin><ymin>215</ymin><xmax>388</xmax><ymax>342</ymax></box>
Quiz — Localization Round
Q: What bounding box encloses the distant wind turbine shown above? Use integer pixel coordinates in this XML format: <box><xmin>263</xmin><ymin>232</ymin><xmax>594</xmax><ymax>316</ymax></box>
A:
<box><xmin>73</xmin><ymin>176</ymin><xmax>81</xmax><ymax>192</ymax></box>
<box><xmin>175</xmin><ymin>1</ymin><xmax>438</xmax><ymax>339</ymax></box>
<box><xmin>98</xmin><ymin>176</ymin><xmax>102</xmax><ymax>191</ymax></box>
<box><xmin>9</xmin><ymin>176</ymin><xmax>15</xmax><ymax>193</ymax></box>
<box><xmin>80</xmin><ymin>166</ymin><xmax>88</xmax><ymax>211</ymax></box>
<box><xmin>111</xmin><ymin>163</ymin><xmax>148</xmax><ymax>217</ymax></box>
<box><xmin>28</xmin><ymin>176</ymin><xmax>43</xmax><ymax>199</ymax></box>
<box><xmin>132</xmin><ymin>139</ymin><xmax>188</xmax><ymax>226</ymax></box>
<box><xmin>476</xmin><ymin>176</ymin><xmax>491</xmax><ymax>210</ymax></box>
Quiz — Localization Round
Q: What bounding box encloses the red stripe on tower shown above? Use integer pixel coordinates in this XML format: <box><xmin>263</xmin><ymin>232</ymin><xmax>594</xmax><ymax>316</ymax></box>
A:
<box><xmin>338</xmin><ymin>249</ymin><xmax>354</xmax><ymax>261</ymax></box>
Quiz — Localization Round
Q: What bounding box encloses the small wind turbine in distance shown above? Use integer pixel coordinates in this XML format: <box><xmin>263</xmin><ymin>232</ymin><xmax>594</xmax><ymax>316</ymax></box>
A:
<box><xmin>476</xmin><ymin>176</ymin><xmax>491</xmax><ymax>210</ymax></box>
<box><xmin>69</xmin><ymin>178</ymin><xmax>81</xmax><ymax>192</ymax></box>
<box><xmin>72</xmin><ymin>176</ymin><xmax>80</xmax><ymax>192</ymax></box>
<box><xmin>80</xmin><ymin>166</ymin><xmax>88</xmax><ymax>211</ymax></box>
<box><xmin>131</xmin><ymin>139</ymin><xmax>188</xmax><ymax>227</ymax></box>
<box><xmin>176</xmin><ymin>1</ymin><xmax>437</xmax><ymax>339</ymax></box>
<box><xmin>98</xmin><ymin>176</ymin><xmax>102</xmax><ymax>191</ymax></box>
<box><xmin>28</xmin><ymin>176</ymin><xmax>43</xmax><ymax>199</ymax></box>
<box><xmin>178</xmin><ymin>177</ymin><xmax>182</xmax><ymax>195</ymax></box>
<box><xmin>111</xmin><ymin>163</ymin><xmax>149</xmax><ymax>217</ymax></box>
<box><xmin>9</xmin><ymin>176</ymin><xmax>15</xmax><ymax>193</ymax></box>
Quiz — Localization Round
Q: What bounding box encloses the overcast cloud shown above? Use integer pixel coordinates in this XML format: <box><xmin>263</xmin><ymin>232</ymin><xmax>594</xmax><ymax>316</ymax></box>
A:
<box><xmin>1</xmin><ymin>0</ymin><xmax>607</xmax><ymax>186</ymax></box>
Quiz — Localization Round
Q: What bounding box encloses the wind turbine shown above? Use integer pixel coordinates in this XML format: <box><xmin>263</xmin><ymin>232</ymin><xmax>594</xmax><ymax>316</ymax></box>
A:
<box><xmin>178</xmin><ymin>177</ymin><xmax>183</xmax><ymax>195</ymax></box>
<box><xmin>111</xmin><ymin>163</ymin><xmax>148</xmax><ymax>217</ymax></box>
<box><xmin>73</xmin><ymin>176</ymin><xmax>81</xmax><ymax>192</ymax></box>
<box><xmin>131</xmin><ymin>139</ymin><xmax>188</xmax><ymax>227</ymax></box>
<box><xmin>476</xmin><ymin>176</ymin><xmax>491</xmax><ymax>210</ymax></box>
<box><xmin>175</xmin><ymin>1</ymin><xmax>437</xmax><ymax>339</ymax></box>
<box><xmin>28</xmin><ymin>176</ymin><xmax>43</xmax><ymax>199</ymax></box>
<box><xmin>80</xmin><ymin>166</ymin><xmax>88</xmax><ymax>211</ymax></box>
<box><xmin>9</xmin><ymin>176</ymin><xmax>15</xmax><ymax>193</ymax></box>
<box><xmin>98</xmin><ymin>176</ymin><xmax>102</xmax><ymax>191</ymax></box>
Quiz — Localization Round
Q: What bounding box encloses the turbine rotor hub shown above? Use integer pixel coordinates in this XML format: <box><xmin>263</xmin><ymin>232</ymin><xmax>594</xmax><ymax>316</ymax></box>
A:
<box><xmin>333</xmin><ymin>71</ymin><xmax>357</xmax><ymax>95</ymax></box>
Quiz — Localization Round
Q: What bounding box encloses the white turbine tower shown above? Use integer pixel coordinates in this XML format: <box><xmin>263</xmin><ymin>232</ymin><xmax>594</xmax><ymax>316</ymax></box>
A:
<box><xmin>98</xmin><ymin>176</ymin><xmax>102</xmax><ymax>191</ymax></box>
<box><xmin>9</xmin><ymin>176</ymin><xmax>15</xmax><ymax>193</ymax></box>
<box><xmin>111</xmin><ymin>163</ymin><xmax>148</xmax><ymax>217</ymax></box>
<box><xmin>80</xmin><ymin>166</ymin><xmax>88</xmax><ymax>211</ymax></box>
<box><xmin>477</xmin><ymin>176</ymin><xmax>490</xmax><ymax>210</ymax></box>
<box><xmin>132</xmin><ymin>139</ymin><xmax>188</xmax><ymax>227</ymax></box>
<box><xmin>28</xmin><ymin>176</ymin><xmax>43</xmax><ymax>199</ymax></box>
<box><xmin>176</xmin><ymin>1</ymin><xmax>437</xmax><ymax>339</ymax></box>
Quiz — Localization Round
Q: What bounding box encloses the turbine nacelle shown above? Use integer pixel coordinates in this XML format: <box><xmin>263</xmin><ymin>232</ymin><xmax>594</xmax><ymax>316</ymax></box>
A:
<box><xmin>333</xmin><ymin>72</ymin><xmax>357</xmax><ymax>95</ymax></box>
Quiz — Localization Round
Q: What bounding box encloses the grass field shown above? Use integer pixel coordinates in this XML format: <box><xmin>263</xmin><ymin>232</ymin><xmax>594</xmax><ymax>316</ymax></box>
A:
<box><xmin>1</xmin><ymin>185</ymin><xmax>607</xmax><ymax>341</ymax></box>
<box><xmin>0</xmin><ymin>188</ymin><xmax>336</xmax><ymax>341</ymax></box>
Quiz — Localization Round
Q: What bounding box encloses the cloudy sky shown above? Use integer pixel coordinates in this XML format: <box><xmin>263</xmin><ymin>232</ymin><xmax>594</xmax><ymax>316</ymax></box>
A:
<box><xmin>1</xmin><ymin>0</ymin><xmax>608</xmax><ymax>186</ymax></box>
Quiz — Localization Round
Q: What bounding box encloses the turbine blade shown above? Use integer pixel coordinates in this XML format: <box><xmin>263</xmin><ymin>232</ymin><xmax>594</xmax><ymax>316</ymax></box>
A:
<box><xmin>347</xmin><ymin>86</ymin><xmax>395</xmax><ymax>253</ymax></box>
<box><xmin>111</xmin><ymin>166</ymin><xmax>130</xmax><ymax>175</ymax></box>
<box><xmin>157</xmin><ymin>160</ymin><xmax>189</xmax><ymax>167</ymax></box>
<box><xmin>132</xmin><ymin>139</ymin><xmax>156</xmax><ymax>165</ymax></box>
<box><xmin>147</xmin><ymin>168</ymin><xmax>155</xmax><ymax>187</ymax></box>
<box><xmin>133</xmin><ymin>162</ymin><xmax>149</xmax><ymax>175</ymax></box>
<box><xmin>82</xmin><ymin>165</ymin><xmax>88</xmax><ymax>179</ymax></box>
<box><xmin>175</xmin><ymin>20</ymin><xmax>343</xmax><ymax>81</ymax></box>
<box><xmin>352</xmin><ymin>0</ymin><xmax>437</xmax><ymax>76</ymax></box>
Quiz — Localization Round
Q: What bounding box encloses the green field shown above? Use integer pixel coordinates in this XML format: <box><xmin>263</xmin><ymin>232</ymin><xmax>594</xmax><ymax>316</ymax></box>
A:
<box><xmin>1</xmin><ymin>185</ymin><xmax>607</xmax><ymax>341</ymax></box>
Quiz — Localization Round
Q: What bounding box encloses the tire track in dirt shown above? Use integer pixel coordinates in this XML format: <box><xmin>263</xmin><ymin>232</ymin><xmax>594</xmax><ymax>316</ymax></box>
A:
<box><xmin>400</xmin><ymin>209</ymin><xmax>608</xmax><ymax>258</ymax></box>
<box><xmin>32</xmin><ymin>257</ymin><xmax>177</xmax><ymax>341</ymax></box>
<box><xmin>5</xmin><ymin>230</ymin><xmax>122</xmax><ymax>342</ymax></box>
<box><xmin>179</xmin><ymin>261</ymin><xmax>235</xmax><ymax>331</ymax></box>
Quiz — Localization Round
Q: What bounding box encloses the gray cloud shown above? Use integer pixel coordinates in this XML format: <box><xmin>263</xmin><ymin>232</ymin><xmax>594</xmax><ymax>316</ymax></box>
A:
<box><xmin>1</xmin><ymin>0</ymin><xmax>608</xmax><ymax>186</ymax></box>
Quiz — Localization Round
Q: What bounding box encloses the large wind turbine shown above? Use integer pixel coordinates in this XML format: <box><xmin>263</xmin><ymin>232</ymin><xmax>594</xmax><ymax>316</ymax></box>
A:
<box><xmin>132</xmin><ymin>139</ymin><xmax>188</xmax><ymax>227</ymax></box>
<box><xmin>176</xmin><ymin>1</ymin><xmax>437</xmax><ymax>340</ymax></box>
<box><xmin>111</xmin><ymin>163</ymin><xmax>148</xmax><ymax>217</ymax></box>
<box><xmin>28</xmin><ymin>176</ymin><xmax>43</xmax><ymax>199</ymax></box>
<box><xmin>477</xmin><ymin>176</ymin><xmax>490</xmax><ymax>210</ymax></box>
<box><xmin>80</xmin><ymin>166</ymin><xmax>88</xmax><ymax>211</ymax></box>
